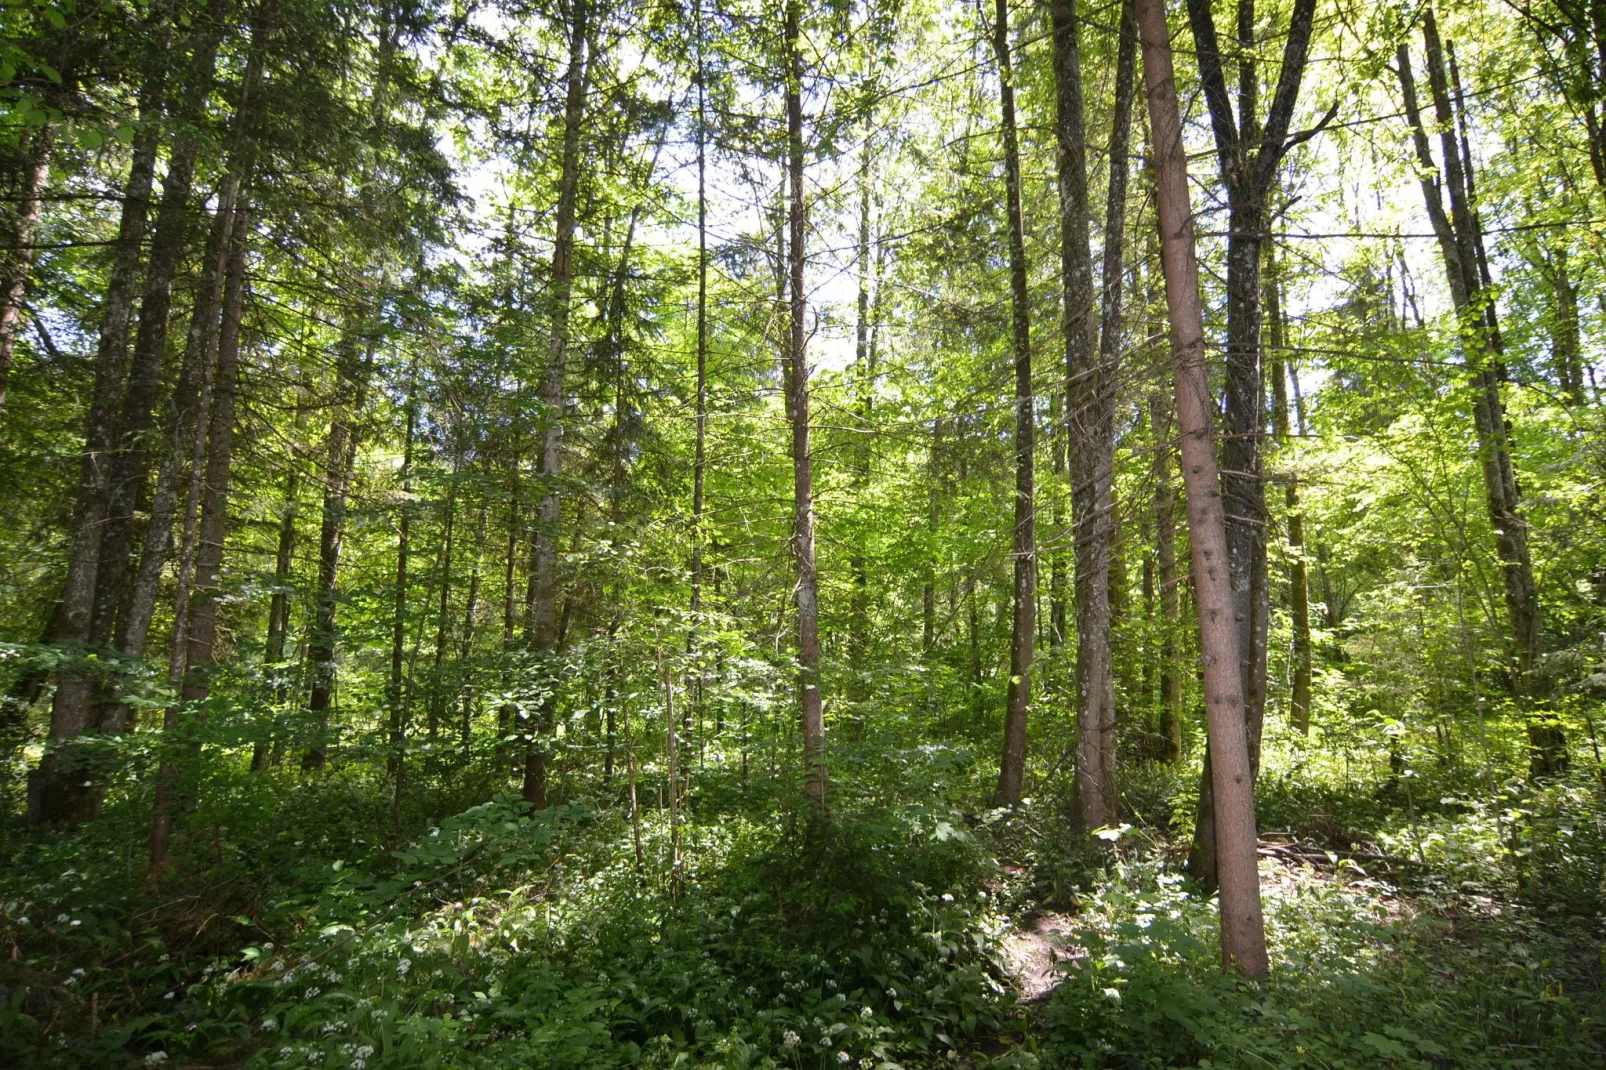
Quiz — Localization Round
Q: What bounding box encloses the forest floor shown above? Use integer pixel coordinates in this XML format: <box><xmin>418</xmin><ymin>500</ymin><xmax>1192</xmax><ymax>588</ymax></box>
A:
<box><xmin>2</xmin><ymin>753</ymin><xmax>1604</xmax><ymax>1068</ymax></box>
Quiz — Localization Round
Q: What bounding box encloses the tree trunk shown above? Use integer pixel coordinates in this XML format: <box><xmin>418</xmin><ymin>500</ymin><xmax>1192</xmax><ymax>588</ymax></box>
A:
<box><xmin>32</xmin><ymin>71</ymin><xmax>166</xmax><ymax>825</ymax></box>
<box><xmin>523</xmin><ymin>0</ymin><xmax>589</xmax><ymax>808</ymax></box>
<box><xmin>1400</xmin><ymin>11</ymin><xmax>1560</xmax><ymax>776</ymax></box>
<box><xmin>992</xmin><ymin>0</ymin><xmax>1036</xmax><ymax>809</ymax></box>
<box><xmin>1138</xmin><ymin>0</ymin><xmax>1269</xmax><ymax>976</ymax></box>
<box><xmin>784</xmin><ymin>0</ymin><xmax>827</xmax><ymax>810</ymax></box>
<box><xmin>1265</xmin><ymin>243</ymin><xmax>1311</xmax><ymax>735</ymax></box>
<box><xmin>302</xmin><ymin>330</ymin><xmax>369</xmax><ymax>770</ymax></box>
<box><xmin>150</xmin><ymin>200</ymin><xmax>249</xmax><ymax>871</ymax></box>
<box><xmin>114</xmin><ymin>175</ymin><xmax>241</xmax><ymax>734</ymax></box>
<box><xmin>255</xmin><ymin>386</ymin><xmax>306</xmax><ymax>770</ymax></box>
<box><xmin>91</xmin><ymin>6</ymin><xmax>228</xmax><ymax>703</ymax></box>
<box><xmin>0</xmin><ymin>124</ymin><xmax>52</xmax><ymax>414</ymax></box>
<box><xmin>1149</xmin><ymin>391</ymin><xmax>1183</xmax><ymax>762</ymax></box>
<box><xmin>1182</xmin><ymin>0</ymin><xmax>1322</xmax><ymax>885</ymax></box>
<box><xmin>388</xmin><ymin>375</ymin><xmax>417</xmax><ymax>782</ymax></box>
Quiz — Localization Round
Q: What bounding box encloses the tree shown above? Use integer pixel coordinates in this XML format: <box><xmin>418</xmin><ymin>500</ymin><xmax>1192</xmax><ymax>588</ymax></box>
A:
<box><xmin>1137</xmin><ymin>0</ymin><xmax>1269</xmax><ymax>976</ymax></box>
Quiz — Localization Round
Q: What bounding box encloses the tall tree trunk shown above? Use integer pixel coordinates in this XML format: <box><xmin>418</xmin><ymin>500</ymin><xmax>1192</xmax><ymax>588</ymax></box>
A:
<box><xmin>992</xmin><ymin>0</ymin><xmax>1036</xmax><ymax>808</ymax></box>
<box><xmin>91</xmin><ymin>4</ymin><xmax>228</xmax><ymax>701</ymax></box>
<box><xmin>150</xmin><ymin>200</ymin><xmax>249</xmax><ymax>870</ymax></box>
<box><xmin>1183</xmin><ymin>0</ymin><xmax>1323</xmax><ymax>885</ymax></box>
<box><xmin>254</xmin><ymin>385</ymin><xmax>306</xmax><ymax>770</ymax></box>
<box><xmin>428</xmin><ymin>465</ymin><xmax>459</xmax><ymax>752</ymax></box>
<box><xmin>0</xmin><ymin>124</ymin><xmax>52</xmax><ymax>414</ymax></box>
<box><xmin>523</xmin><ymin>0</ymin><xmax>589</xmax><ymax>808</ymax></box>
<box><xmin>302</xmin><ymin>330</ymin><xmax>369</xmax><ymax>770</ymax></box>
<box><xmin>784</xmin><ymin>0</ymin><xmax>827</xmax><ymax>809</ymax></box>
<box><xmin>1399</xmin><ymin>10</ymin><xmax>1560</xmax><ymax>776</ymax></box>
<box><xmin>1265</xmin><ymin>243</ymin><xmax>1310</xmax><ymax>734</ymax></box>
<box><xmin>458</xmin><ymin>499</ymin><xmax>487</xmax><ymax>755</ymax></box>
<box><xmin>1138</xmin><ymin>0</ymin><xmax>1269</xmax><ymax>976</ymax></box>
<box><xmin>113</xmin><ymin>175</ymin><xmax>242</xmax><ymax>735</ymax></box>
<box><xmin>388</xmin><ymin>375</ymin><xmax>417</xmax><ymax>782</ymax></box>
<box><xmin>923</xmin><ymin>417</ymin><xmax>942</xmax><ymax>654</ymax></box>
<box><xmin>690</xmin><ymin>15</ymin><xmax>710</xmax><ymax>736</ymax></box>
<box><xmin>32</xmin><ymin>67</ymin><xmax>167</xmax><ymax>825</ymax></box>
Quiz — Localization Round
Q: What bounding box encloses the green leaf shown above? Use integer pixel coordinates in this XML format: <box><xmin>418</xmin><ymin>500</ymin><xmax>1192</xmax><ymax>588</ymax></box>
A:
<box><xmin>77</xmin><ymin>127</ymin><xmax>103</xmax><ymax>150</ymax></box>
<box><xmin>115</xmin><ymin>123</ymin><xmax>135</xmax><ymax>144</ymax></box>
<box><xmin>45</xmin><ymin>9</ymin><xmax>67</xmax><ymax>29</ymax></box>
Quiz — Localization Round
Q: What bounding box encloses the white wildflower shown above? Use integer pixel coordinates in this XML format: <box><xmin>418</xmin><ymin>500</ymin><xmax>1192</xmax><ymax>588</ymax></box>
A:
<box><xmin>144</xmin><ymin>1053</ymin><xmax>169</xmax><ymax>1066</ymax></box>
<box><xmin>397</xmin><ymin>958</ymin><xmax>412</xmax><ymax>977</ymax></box>
<box><xmin>781</xmin><ymin>1030</ymin><xmax>801</xmax><ymax>1049</ymax></box>
<box><xmin>837</xmin><ymin>1053</ymin><xmax>851</xmax><ymax>1064</ymax></box>
<box><xmin>304</xmin><ymin>986</ymin><xmax>320</xmax><ymax>998</ymax></box>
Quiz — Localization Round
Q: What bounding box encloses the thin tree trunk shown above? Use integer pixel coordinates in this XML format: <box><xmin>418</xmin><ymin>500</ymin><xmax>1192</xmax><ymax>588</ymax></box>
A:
<box><xmin>0</xmin><ymin>124</ymin><xmax>52</xmax><ymax>414</ymax></box>
<box><xmin>1265</xmin><ymin>243</ymin><xmax>1310</xmax><ymax>734</ymax></box>
<box><xmin>1138</xmin><ymin>0</ymin><xmax>1269</xmax><ymax>976</ymax></box>
<box><xmin>302</xmin><ymin>331</ymin><xmax>369</xmax><ymax>770</ymax></box>
<box><xmin>1149</xmin><ymin>391</ymin><xmax>1183</xmax><ymax>762</ymax></box>
<box><xmin>388</xmin><ymin>375</ymin><xmax>417</xmax><ymax>783</ymax></box>
<box><xmin>428</xmin><ymin>464</ymin><xmax>459</xmax><ymax>752</ymax></box>
<box><xmin>785</xmin><ymin>0</ymin><xmax>827</xmax><ymax>810</ymax></box>
<box><xmin>523</xmin><ymin>0</ymin><xmax>589</xmax><ymax>808</ymax></box>
<box><xmin>150</xmin><ymin>200</ymin><xmax>249</xmax><ymax>871</ymax></box>
<box><xmin>254</xmin><ymin>385</ymin><xmax>306</xmax><ymax>770</ymax></box>
<box><xmin>992</xmin><ymin>0</ymin><xmax>1036</xmax><ymax>808</ymax></box>
<box><xmin>690</xmin><ymin>13</ymin><xmax>710</xmax><ymax>736</ymax></box>
<box><xmin>1400</xmin><ymin>12</ymin><xmax>1559</xmax><ymax>775</ymax></box>
<box><xmin>458</xmin><ymin>499</ymin><xmax>488</xmax><ymax>755</ymax></box>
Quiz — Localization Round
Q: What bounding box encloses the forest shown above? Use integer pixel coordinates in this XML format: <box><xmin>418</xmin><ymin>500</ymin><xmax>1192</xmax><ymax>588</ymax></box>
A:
<box><xmin>0</xmin><ymin>0</ymin><xmax>1603</xmax><ymax>1064</ymax></box>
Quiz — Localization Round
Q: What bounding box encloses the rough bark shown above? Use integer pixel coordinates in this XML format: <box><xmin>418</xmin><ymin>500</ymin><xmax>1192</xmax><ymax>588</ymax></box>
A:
<box><xmin>1149</xmin><ymin>390</ymin><xmax>1182</xmax><ymax>762</ymax></box>
<box><xmin>1138</xmin><ymin>0</ymin><xmax>1269</xmax><ymax>976</ymax></box>
<box><xmin>785</xmin><ymin>0</ymin><xmax>827</xmax><ymax>809</ymax></box>
<box><xmin>992</xmin><ymin>0</ymin><xmax>1036</xmax><ymax>809</ymax></box>
<box><xmin>522</xmin><ymin>0</ymin><xmax>589</xmax><ymax>808</ymax></box>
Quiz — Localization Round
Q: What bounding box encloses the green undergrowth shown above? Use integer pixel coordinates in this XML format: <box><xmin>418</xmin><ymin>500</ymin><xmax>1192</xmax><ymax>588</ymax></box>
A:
<box><xmin>2</xmin><ymin>747</ymin><xmax>1603</xmax><ymax>1069</ymax></box>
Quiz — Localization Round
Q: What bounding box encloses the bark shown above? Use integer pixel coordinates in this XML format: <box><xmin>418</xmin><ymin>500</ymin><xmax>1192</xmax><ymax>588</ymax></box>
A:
<box><xmin>1138</xmin><ymin>0</ymin><xmax>1269</xmax><ymax>976</ymax></box>
<box><xmin>1265</xmin><ymin>244</ymin><xmax>1310</xmax><ymax>734</ymax></box>
<box><xmin>1545</xmin><ymin>248</ymin><xmax>1585</xmax><ymax>405</ymax></box>
<box><xmin>523</xmin><ymin>0</ymin><xmax>589</xmax><ymax>808</ymax></box>
<box><xmin>150</xmin><ymin>200</ymin><xmax>248</xmax><ymax>870</ymax></box>
<box><xmin>0</xmin><ymin>124</ymin><xmax>52</xmax><ymax>414</ymax></box>
<box><xmin>923</xmin><ymin>418</ymin><xmax>942</xmax><ymax>654</ymax></box>
<box><xmin>32</xmin><ymin>68</ymin><xmax>166</xmax><ymax>825</ymax></box>
<box><xmin>784</xmin><ymin>0</ymin><xmax>827</xmax><ymax>810</ymax></box>
<box><xmin>992</xmin><ymin>0</ymin><xmax>1036</xmax><ymax>809</ymax></box>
